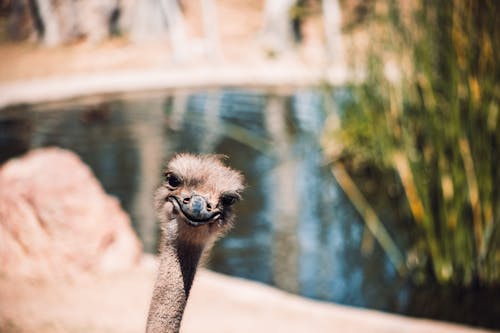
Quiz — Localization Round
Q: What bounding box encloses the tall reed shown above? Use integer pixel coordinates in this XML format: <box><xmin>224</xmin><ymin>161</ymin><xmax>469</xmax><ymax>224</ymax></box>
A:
<box><xmin>322</xmin><ymin>0</ymin><xmax>499</xmax><ymax>285</ymax></box>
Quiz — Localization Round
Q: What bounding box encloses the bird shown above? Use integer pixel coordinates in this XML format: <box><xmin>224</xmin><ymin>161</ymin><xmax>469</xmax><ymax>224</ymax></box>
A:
<box><xmin>146</xmin><ymin>153</ymin><xmax>244</xmax><ymax>333</ymax></box>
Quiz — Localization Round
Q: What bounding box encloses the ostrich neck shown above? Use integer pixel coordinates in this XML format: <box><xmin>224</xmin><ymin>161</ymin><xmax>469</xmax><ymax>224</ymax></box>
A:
<box><xmin>146</xmin><ymin>236</ymin><xmax>205</xmax><ymax>333</ymax></box>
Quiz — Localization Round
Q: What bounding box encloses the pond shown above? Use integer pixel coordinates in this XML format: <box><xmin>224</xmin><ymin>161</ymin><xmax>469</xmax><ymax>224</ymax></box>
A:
<box><xmin>1</xmin><ymin>88</ymin><xmax>498</xmax><ymax>329</ymax></box>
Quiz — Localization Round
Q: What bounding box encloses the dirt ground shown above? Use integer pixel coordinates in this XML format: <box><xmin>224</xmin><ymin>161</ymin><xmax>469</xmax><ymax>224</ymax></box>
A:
<box><xmin>0</xmin><ymin>0</ymin><xmax>364</xmax><ymax>110</ymax></box>
<box><xmin>0</xmin><ymin>257</ymin><xmax>494</xmax><ymax>333</ymax></box>
<box><xmin>0</xmin><ymin>0</ymin><xmax>335</xmax><ymax>84</ymax></box>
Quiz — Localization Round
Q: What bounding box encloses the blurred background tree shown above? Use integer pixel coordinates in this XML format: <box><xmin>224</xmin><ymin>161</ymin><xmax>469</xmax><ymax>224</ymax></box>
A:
<box><xmin>322</xmin><ymin>0</ymin><xmax>500</xmax><ymax>286</ymax></box>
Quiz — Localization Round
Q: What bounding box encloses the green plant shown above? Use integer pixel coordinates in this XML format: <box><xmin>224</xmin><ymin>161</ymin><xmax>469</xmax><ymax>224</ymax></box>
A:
<box><xmin>322</xmin><ymin>0</ymin><xmax>499</xmax><ymax>286</ymax></box>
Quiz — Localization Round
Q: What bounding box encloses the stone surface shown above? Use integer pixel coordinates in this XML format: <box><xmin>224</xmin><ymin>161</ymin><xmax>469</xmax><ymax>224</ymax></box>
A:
<box><xmin>0</xmin><ymin>147</ymin><xmax>142</xmax><ymax>280</ymax></box>
<box><xmin>0</xmin><ymin>265</ymin><xmax>492</xmax><ymax>333</ymax></box>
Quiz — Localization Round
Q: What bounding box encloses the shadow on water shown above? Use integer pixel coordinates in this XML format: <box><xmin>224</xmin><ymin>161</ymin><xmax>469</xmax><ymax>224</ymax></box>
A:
<box><xmin>1</xmin><ymin>89</ymin><xmax>498</xmax><ymax>329</ymax></box>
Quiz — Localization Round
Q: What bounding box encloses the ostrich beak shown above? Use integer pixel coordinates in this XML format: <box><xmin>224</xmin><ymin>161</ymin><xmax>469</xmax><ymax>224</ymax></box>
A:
<box><xmin>168</xmin><ymin>195</ymin><xmax>221</xmax><ymax>227</ymax></box>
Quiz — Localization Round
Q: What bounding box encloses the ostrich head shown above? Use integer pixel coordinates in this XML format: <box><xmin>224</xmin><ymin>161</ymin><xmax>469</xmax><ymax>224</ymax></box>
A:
<box><xmin>154</xmin><ymin>154</ymin><xmax>245</xmax><ymax>246</ymax></box>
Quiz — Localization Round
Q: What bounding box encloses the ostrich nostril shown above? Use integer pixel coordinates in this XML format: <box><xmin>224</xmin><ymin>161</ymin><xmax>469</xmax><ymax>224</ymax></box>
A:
<box><xmin>183</xmin><ymin>197</ymin><xmax>190</xmax><ymax>204</ymax></box>
<box><xmin>206</xmin><ymin>203</ymin><xmax>212</xmax><ymax>212</ymax></box>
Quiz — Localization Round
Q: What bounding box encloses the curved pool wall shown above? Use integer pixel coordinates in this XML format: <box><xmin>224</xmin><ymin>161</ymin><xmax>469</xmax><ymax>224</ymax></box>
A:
<box><xmin>1</xmin><ymin>88</ymin><xmax>498</xmax><ymax>329</ymax></box>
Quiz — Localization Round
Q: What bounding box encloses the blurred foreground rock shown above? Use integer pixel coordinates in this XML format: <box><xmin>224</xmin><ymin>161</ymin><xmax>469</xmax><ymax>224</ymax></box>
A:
<box><xmin>0</xmin><ymin>147</ymin><xmax>142</xmax><ymax>280</ymax></box>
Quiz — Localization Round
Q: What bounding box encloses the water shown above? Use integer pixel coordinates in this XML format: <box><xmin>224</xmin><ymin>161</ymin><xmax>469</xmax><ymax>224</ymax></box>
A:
<box><xmin>1</xmin><ymin>89</ymin><xmax>498</xmax><ymax>329</ymax></box>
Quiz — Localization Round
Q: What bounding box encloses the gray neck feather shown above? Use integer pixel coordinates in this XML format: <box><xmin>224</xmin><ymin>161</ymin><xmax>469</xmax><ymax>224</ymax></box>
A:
<box><xmin>146</xmin><ymin>237</ymin><xmax>205</xmax><ymax>333</ymax></box>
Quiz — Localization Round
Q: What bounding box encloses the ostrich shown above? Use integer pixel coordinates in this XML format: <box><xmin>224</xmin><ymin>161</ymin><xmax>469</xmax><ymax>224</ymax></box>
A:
<box><xmin>146</xmin><ymin>153</ymin><xmax>244</xmax><ymax>333</ymax></box>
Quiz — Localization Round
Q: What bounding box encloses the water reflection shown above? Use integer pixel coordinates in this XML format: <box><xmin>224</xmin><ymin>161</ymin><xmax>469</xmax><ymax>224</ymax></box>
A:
<box><xmin>0</xmin><ymin>89</ymin><xmax>410</xmax><ymax>306</ymax></box>
<box><xmin>0</xmin><ymin>89</ymin><xmax>497</xmax><ymax>328</ymax></box>
<box><xmin>265</xmin><ymin>96</ymin><xmax>300</xmax><ymax>294</ymax></box>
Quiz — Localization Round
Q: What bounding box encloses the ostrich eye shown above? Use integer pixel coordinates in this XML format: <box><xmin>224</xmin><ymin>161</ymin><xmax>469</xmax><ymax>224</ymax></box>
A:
<box><xmin>220</xmin><ymin>194</ymin><xmax>239</xmax><ymax>206</ymax></box>
<box><xmin>165</xmin><ymin>173</ymin><xmax>182</xmax><ymax>188</ymax></box>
